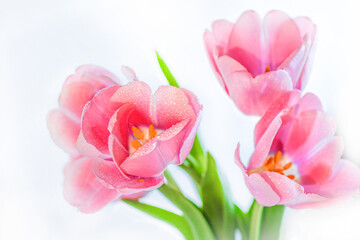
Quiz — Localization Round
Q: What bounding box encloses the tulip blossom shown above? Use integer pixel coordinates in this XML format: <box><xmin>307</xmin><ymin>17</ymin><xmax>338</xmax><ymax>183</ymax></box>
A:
<box><xmin>48</xmin><ymin>66</ymin><xmax>202</xmax><ymax>212</ymax></box>
<box><xmin>235</xmin><ymin>91</ymin><xmax>360</xmax><ymax>207</ymax></box>
<box><xmin>204</xmin><ymin>10</ymin><xmax>316</xmax><ymax>115</ymax></box>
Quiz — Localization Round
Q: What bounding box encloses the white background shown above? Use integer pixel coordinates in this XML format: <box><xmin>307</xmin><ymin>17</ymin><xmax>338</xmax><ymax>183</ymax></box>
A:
<box><xmin>1</xmin><ymin>0</ymin><xmax>360</xmax><ymax>239</ymax></box>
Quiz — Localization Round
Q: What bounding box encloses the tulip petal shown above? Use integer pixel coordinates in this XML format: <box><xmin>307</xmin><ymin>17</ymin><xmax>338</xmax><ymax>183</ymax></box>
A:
<box><xmin>235</xmin><ymin>145</ymin><xmax>280</xmax><ymax>206</ymax></box>
<box><xmin>303</xmin><ymin>159</ymin><xmax>360</xmax><ymax>198</ymax></box>
<box><xmin>108</xmin><ymin>103</ymin><xmax>137</xmax><ymax>167</ymax></box>
<box><xmin>226</xmin><ymin>70</ymin><xmax>293</xmax><ymax>115</ymax></box>
<box><xmin>228</xmin><ymin>10</ymin><xmax>265</xmax><ymax>76</ymax></box>
<box><xmin>284</xmin><ymin>110</ymin><xmax>336</xmax><ymax>162</ymax></box>
<box><xmin>63</xmin><ymin>157</ymin><xmax>120</xmax><ymax>213</ymax></box>
<box><xmin>254</xmin><ymin>91</ymin><xmax>301</xmax><ymax>144</ymax></box>
<box><xmin>92</xmin><ymin>158</ymin><xmax>164</xmax><ymax>193</ymax></box>
<box><xmin>47</xmin><ymin>109</ymin><xmax>80</xmax><ymax>155</ymax></box>
<box><xmin>82</xmin><ymin>82</ymin><xmax>152</xmax><ymax>155</ymax></box>
<box><xmin>249</xmin><ymin>114</ymin><xmax>283</xmax><ymax>170</ymax></box>
<box><xmin>264</xmin><ymin>10</ymin><xmax>302</xmax><ymax>70</ymax></box>
<box><xmin>76</xmin><ymin>130</ymin><xmax>105</xmax><ymax>158</ymax></box>
<box><xmin>297</xmin><ymin>136</ymin><xmax>344</xmax><ymax>185</ymax></box>
<box><xmin>120</xmin><ymin>118</ymin><xmax>191</xmax><ymax>177</ymax></box>
<box><xmin>150</xmin><ymin>86</ymin><xmax>196</xmax><ymax>129</ymax></box>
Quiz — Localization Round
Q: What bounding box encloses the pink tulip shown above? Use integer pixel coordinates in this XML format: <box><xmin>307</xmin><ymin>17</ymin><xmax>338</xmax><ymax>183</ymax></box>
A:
<box><xmin>204</xmin><ymin>10</ymin><xmax>316</xmax><ymax>115</ymax></box>
<box><xmin>48</xmin><ymin>66</ymin><xmax>202</xmax><ymax>212</ymax></box>
<box><xmin>235</xmin><ymin>91</ymin><xmax>360</xmax><ymax>207</ymax></box>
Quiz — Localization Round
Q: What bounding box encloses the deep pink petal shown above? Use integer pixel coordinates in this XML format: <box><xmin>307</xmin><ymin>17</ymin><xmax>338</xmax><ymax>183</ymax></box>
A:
<box><xmin>47</xmin><ymin>109</ymin><xmax>80</xmax><ymax>155</ymax></box>
<box><xmin>120</xmin><ymin>118</ymin><xmax>191</xmax><ymax>177</ymax></box>
<box><xmin>63</xmin><ymin>157</ymin><xmax>120</xmax><ymax>213</ymax></box>
<box><xmin>297</xmin><ymin>136</ymin><xmax>344</xmax><ymax>185</ymax></box>
<box><xmin>82</xmin><ymin>81</ymin><xmax>152</xmax><ymax>155</ymax></box>
<box><xmin>264</xmin><ymin>10</ymin><xmax>302</xmax><ymax>70</ymax></box>
<box><xmin>228</xmin><ymin>11</ymin><xmax>265</xmax><ymax>76</ymax></box>
<box><xmin>284</xmin><ymin>110</ymin><xmax>336</xmax><ymax>161</ymax></box>
<box><xmin>226</xmin><ymin>70</ymin><xmax>293</xmax><ymax>116</ymax></box>
<box><xmin>235</xmin><ymin>144</ymin><xmax>280</xmax><ymax>206</ymax></box>
<box><xmin>150</xmin><ymin>86</ymin><xmax>196</xmax><ymax>129</ymax></box>
<box><xmin>303</xmin><ymin>159</ymin><xmax>360</xmax><ymax>198</ymax></box>
<box><xmin>107</xmin><ymin>103</ymin><xmax>136</xmax><ymax>167</ymax></box>
<box><xmin>92</xmin><ymin>158</ymin><xmax>164</xmax><ymax>193</ymax></box>
<box><xmin>255</xmin><ymin>91</ymin><xmax>301</xmax><ymax>144</ymax></box>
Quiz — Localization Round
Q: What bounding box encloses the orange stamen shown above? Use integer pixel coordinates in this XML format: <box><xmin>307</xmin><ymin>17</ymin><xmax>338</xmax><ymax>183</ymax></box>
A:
<box><xmin>283</xmin><ymin>162</ymin><xmax>292</xmax><ymax>170</ymax></box>
<box><xmin>274</xmin><ymin>151</ymin><xmax>282</xmax><ymax>164</ymax></box>
<box><xmin>131</xmin><ymin>139</ymin><xmax>142</xmax><ymax>150</ymax></box>
<box><xmin>132</xmin><ymin>126</ymin><xmax>144</xmax><ymax>140</ymax></box>
<box><xmin>265</xmin><ymin>65</ymin><xmax>270</xmax><ymax>73</ymax></box>
<box><xmin>287</xmin><ymin>174</ymin><xmax>295</xmax><ymax>180</ymax></box>
<box><xmin>264</xmin><ymin>156</ymin><xmax>275</xmax><ymax>169</ymax></box>
<box><xmin>149</xmin><ymin>124</ymin><xmax>157</xmax><ymax>139</ymax></box>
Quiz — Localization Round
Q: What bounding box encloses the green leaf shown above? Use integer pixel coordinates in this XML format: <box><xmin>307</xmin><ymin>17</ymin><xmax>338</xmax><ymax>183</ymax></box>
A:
<box><xmin>156</xmin><ymin>51</ymin><xmax>180</xmax><ymax>88</ymax></box>
<box><xmin>158</xmin><ymin>183</ymin><xmax>216</xmax><ymax>240</ymax></box>
<box><xmin>200</xmin><ymin>153</ymin><xmax>236</xmax><ymax>240</ymax></box>
<box><xmin>234</xmin><ymin>204</ymin><xmax>249</xmax><ymax>240</ymax></box>
<box><xmin>260</xmin><ymin>205</ymin><xmax>285</xmax><ymax>240</ymax></box>
<box><xmin>123</xmin><ymin>200</ymin><xmax>193</xmax><ymax>240</ymax></box>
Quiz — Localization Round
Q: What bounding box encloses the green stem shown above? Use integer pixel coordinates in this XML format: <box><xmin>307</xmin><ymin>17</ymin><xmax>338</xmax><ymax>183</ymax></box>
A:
<box><xmin>123</xmin><ymin>200</ymin><xmax>193</xmax><ymax>240</ymax></box>
<box><xmin>163</xmin><ymin>169</ymin><xmax>181</xmax><ymax>192</ymax></box>
<box><xmin>261</xmin><ymin>205</ymin><xmax>285</xmax><ymax>240</ymax></box>
<box><xmin>158</xmin><ymin>184</ymin><xmax>216</xmax><ymax>240</ymax></box>
<box><xmin>249</xmin><ymin>201</ymin><xmax>264</xmax><ymax>240</ymax></box>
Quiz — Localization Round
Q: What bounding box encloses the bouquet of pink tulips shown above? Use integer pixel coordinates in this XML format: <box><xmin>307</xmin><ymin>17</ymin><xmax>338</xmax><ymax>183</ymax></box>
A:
<box><xmin>47</xmin><ymin>10</ymin><xmax>360</xmax><ymax>240</ymax></box>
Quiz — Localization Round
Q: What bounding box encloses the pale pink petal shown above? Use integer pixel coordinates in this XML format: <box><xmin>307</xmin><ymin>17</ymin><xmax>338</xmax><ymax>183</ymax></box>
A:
<box><xmin>63</xmin><ymin>157</ymin><xmax>120</xmax><ymax>213</ymax></box>
<box><xmin>249</xmin><ymin>114</ymin><xmax>283</xmax><ymax>170</ymax></box>
<box><xmin>47</xmin><ymin>109</ymin><xmax>80</xmax><ymax>155</ymax></box>
<box><xmin>235</xmin><ymin>145</ymin><xmax>280</xmax><ymax>206</ymax></box>
<box><xmin>227</xmin><ymin>11</ymin><xmax>265</xmax><ymax>76</ymax></box>
<box><xmin>303</xmin><ymin>159</ymin><xmax>360</xmax><ymax>198</ymax></box>
<box><xmin>204</xmin><ymin>30</ymin><xmax>227</xmax><ymax>91</ymax></box>
<box><xmin>120</xmin><ymin>118</ymin><xmax>191</xmax><ymax>177</ymax></box>
<box><xmin>296</xmin><ymin>92</ymin><xmax>322</xmax><ymax>112</ymax></box>
<box><xmin>64</xmin><ymin>65</ymin><xmax>120</xmax><ymax>86</ymax></box>
<box><xmin>264</xmin><ymin>10</ymin><xmax>302</xmax><ymax>70</ymax></box>
<box><xmin>211</xmin><ymin>20</ymin><xmax>234</xmax><ymax>48</ymax></box>
<box><xmin>216</xmin><ymin>55</ymin><xmax>248</xmax><ymax>81</ymax></box>
<box><xmin>150</xmin><ymin>86</ymin><xmax>196</xmax><ymax>129</ymax></box>
<box><xmin>226</xmin><ymin>70</ymin><xmax>293</xmax><ymax>115</ymax></box>
<box><xmin>76</xmin><ymin>130</ymin><xmax>105</xmax><ymax>158</ymax></box>
<box><xmin>297</xmin><ymin>136</ymin><xmax>344</xmax><ymax>185</ymax></box>
<box><xmin>82</xmin><ymin>81</ymin><xmax>152</xmax><ymax>155</ymax></box>
<box><xmin>294</xmin><ymin>17</ymin><xmax>316</xmax><ymax>40</ymax></box>
<box><xmin>277</xmin><ymin>42</ymin><xmax>308</xmax><ymax>87</ymax></box>
<box><xmin>122</xmin><ymin>65</ymin><xmax>138</xmax><ymax>81</ymax></box>
<box><xmin>92</xmin><ymin>158</ymin><xmax>164</xmax><ymax>193</ymax></box>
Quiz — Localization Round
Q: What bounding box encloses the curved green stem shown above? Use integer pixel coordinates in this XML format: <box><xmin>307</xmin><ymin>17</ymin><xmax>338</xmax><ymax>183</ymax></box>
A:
<box><xmin>123</xmin><ymin>200</ymin><xmax>193</xmax><ymax>239</ymax></box>
<box><xmin>158</xmin><ymin>184</ymin><xmax>215</xmax><ymax>240</ymax></box>
<box><xmin>249</xmin><ymin>201</ymin><xmax>264</xmax><ymax>240</ymax></box>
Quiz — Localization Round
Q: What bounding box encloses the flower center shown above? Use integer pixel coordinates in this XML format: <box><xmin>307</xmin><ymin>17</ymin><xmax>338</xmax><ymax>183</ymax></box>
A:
<box><xmin>249</xmin><ymin>151</ymin><xmax>296</xmax><ymax>180</ymax></box>
<box><xmin>129</xmin><ymin>124</ymin><xmax>158</xmax><ymax>154</ymax></box>
<box><xmin>265</xmin><ymin>65</ymin><xmax>270</xmax><ymax>73</ymax></box>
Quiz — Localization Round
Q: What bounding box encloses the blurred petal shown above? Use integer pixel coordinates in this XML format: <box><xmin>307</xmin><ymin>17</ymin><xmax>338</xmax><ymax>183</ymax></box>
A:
<box><xmin>63</xmin><ymin>157</ymin><xmax>120</xmax><ymax>213</ymax></box>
